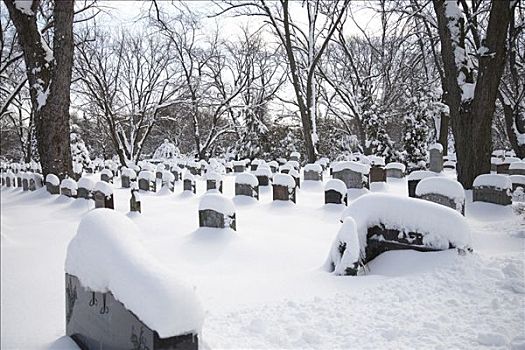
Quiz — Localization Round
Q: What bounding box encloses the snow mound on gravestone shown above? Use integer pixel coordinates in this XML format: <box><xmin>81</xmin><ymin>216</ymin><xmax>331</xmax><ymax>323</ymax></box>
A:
<box><xmin>304</xmin><ymin>163</ymin><xmax>322</xmax><ymax>173</ymax></box>
<box><xmin>77</xmin><ymin>177</ymin><xmax>94</xmax><ymax>190</ymax></box>
<box><xmin>93</xmin><ymin>181</ymin><xmax>113</xmax><ymax>196</ymax></box>
<box><xmin>46</xmin><ymin>174</ymin><xmax>59</xmax><ymax>186</ymax></box>
<box><xmin>325</xmin><ymin>179</ymin><xmax>347</xmax><ymax>195</ymax></box>
<box><xmin>235</xmin><ymin>173</ymin><xmax>258</xmax><ymax>187</ymax></box>
<box><xmin>341</xmin><ymin>193</ymin><xmax>471</xmax><ymax>252</ymax></box>
<box><xmin>100</xmin><ymin>168</ymin><xmax>113</xmax><ymax>177</ymax></box>
<box><xmin>121</xmin><ymin>167</ymin><xmax>137</xmax><ymax>179</ymax></box>
<box><xmin>138</xmin><ymin>170</ymin><xmax>155</xmax><ymax>181</ymax></box>
<box><xmin>509</xmin><ymin>161</ymin><xmax>525</xmax><ymax>170</ymax></box>
<box><xmin>324</xmin><ymin>217</ymin><xmax>360</xmax><ymax>275</ymax></box>
<box><xmin>407</xmin><ymin>170</ymin><xmax>444</xmax><ymax>181</ymax></box>
<box><xmin>65</xmin><ymin>209</ymin><xmax>204</xmax><ymax>337</ymax></box>
<box><xmin>199</xmin><ymin>193</ymin><xmax>235</xmax><ymax>215</ymax></box>
<box><xmin>416</xmin><ymin>177</ymin><xmax>465</xmax><ymax>201</ymax></box>
<box><xmin>429</xmin><ymin>143</ymin><xmax>443</xmax><ymax>152</ymax></box>
<box><xmin>60</xmin><ymin>178</ymin><xmax>78</xmax><ymax>191</ymax></box>
<box><xmin>205</xmin><ymin>171</ymin><xmax>222</xmax><ymax>181</ymax></box>
<box><xmin>385</xmin><ymin>162</ymin><xmax>406</xmax><ymax>172</ymax></box>
<box><xmin>273</xmin><ymin>173</ymin><xmax>296</xmax><ymax>188</ymax></box>
<box><xmin>332</xmin><ymin>161</ymin><xmax>370</xmax><ymax>174</ymax></box>
<box><xmin>473</xmin><ymin>174</ymin><xmax>512</xmax><ymax>190</ymax></box>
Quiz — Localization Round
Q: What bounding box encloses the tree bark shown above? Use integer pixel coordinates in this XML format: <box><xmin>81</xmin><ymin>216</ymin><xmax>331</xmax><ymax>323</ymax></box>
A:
<box><xmin>4</xmin><ymin>0</ymin><xmax>74</xmax><ymax>179</ymax></box>
<box><xmin>433</xmin><ymin>0</ymin><xmax>512</xmax><ymax>188</ymax></box>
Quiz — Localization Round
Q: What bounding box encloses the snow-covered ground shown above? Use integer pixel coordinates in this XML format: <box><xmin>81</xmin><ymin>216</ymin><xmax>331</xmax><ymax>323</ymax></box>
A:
<box><xmin>1</xmin><ymin>171</ymin><xmax>524</xmax><ymax>349</ymax></box>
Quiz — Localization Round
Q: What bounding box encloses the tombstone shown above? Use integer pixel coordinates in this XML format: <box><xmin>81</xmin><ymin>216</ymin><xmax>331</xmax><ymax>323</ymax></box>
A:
<box><xmin>509</xmin><ymin>162</ymin><xmax>525</xmax><ymax>176</ymax></box>
<box><xmin>233</xmin><ymin>161</ymin><xmax>245</xmax><ymax>173</ymax></box>
<box><xmin>332</xmin><ymin>162</ymin><xmax>369</xmax><ymax>189</ymax></box>
<box><xmin>325</xmin><ymin>179</ymin><xmax>347</xmax><ymax>205</ymax></box>
<box><xmin>369</xmin><ymin>167</ymin><xmax>386</xmax><ymax>183</ymax></box>
<box><xmin>224</xmin><ymin>162</ymin><xmax>233</xmax><ymax>174</ymax></box>
<box><xmin>255</xmin><ymin>166</ymin><xmax>272</xmax><ymax>186</ymax></box>
<box><xmin>121</xmin><ymin>168</ymin><xmax>136</xmax><ymax>189</ymax></box>
<box><xmin>289</xmin><ymin>152</ymin><xmax>300</xmax><ymax>162</ymax></box>
<box><xmin>289</xmin><ymin>169</ymin><xmax>300</xmax><ymax>188</ymax></box>
<box><xmin>61</xmin><ymin>179</ymin><xmax>78</xmax><ymax>198</ymax></box>
<box><xmin>272</xmin><ymin>174</ymin><xmax>296</xmax><ymax>203</ymax></box>
<box><xmin>385</xmin><ymin>162</ymin><xmax>406</xmax><ymax>178</ymax></box>
<box><xmin>171</xmin><ymin>166</ymin><xmax>182</xmax><ymax>181</ymax></box>
<box><xmin>183</xmin><ymin>174</ymin><xmax>196</xmax><ymax>194</ymax></box>
<box><xmin>93</xmin><ymin>190</ymin><xmax>114</xmax><ymax>209</ymax></box>
<box><xmin>406</xmin><ymin>171</ymin><xmax>437</xmax><ymax>198</ymax></box>
<box><xmin>46</xmin><ymin>174</ymin><xmax>60</xmax><ymax>195</ymax></box>
<box><xmin>138</xmin><ymin>171</ymin><xmax>156</xmax><ymax>192</ymax></box>
<box><xmin>77</xmin><ymin>177</ymin><xmax>94</xmax><ymax>199</ymax></box>
<box><xmin>250</xmin><ymin>160</ymin><xmax>260</xmax><ymax>171</ymax></box>
<box><xmin>235</xmin><ymin>173</ymin><xmax>259</xmax><ymax>200</ymax></box>
<box><xmin>130</xmin><ymin>188</ymin><xmax>141</xmax><ymax>213</ymax></box>
<box><xmin>17</xmin><ymin>175</ymin><xmax>22</xmax><ymax>187</ymax></box>
<box><xmin>22</xmin><ymin>175</ymin><xmax>29</xmax><ymax>191</ymax></box>
<box><xmin>1</xmin><ymin>175</ymin><xmax>5</xmax><ymax>187</ymax></box>
<box><xmin>29</xmin><ymin>174</ymin><xmax>43</xmax><ymax>191</ymax></box>
<box><xmin>443</xmin><ymin>160</ymin><xmax>456</xmax><ymax>170</ymax></box>
<box><xmin>280</xmin><ymin>164</ymin><xmax>292</xmax><ymax>174</ymax></box>
<box><xmin>205</xmin><ymin>172</ymin><xmax>223</xmax><ymax>193</ymax></box>
<box><xmin>5</xmin><ymin>176</ymin><xmax>11</xmax><ymax>187</ymax></box>
<box><xmin>472</xmin><ymin>174</ymin><xmax>512</xmax><ymax>205</ymax></box>
<box><xmin>415</xmin><ymin>177</ymin><xmax>465</xmax><ymax>215</ymax></box>
<box><xmin>100</xmin><ymin>169</ymin><xmax>114</xmax><ymax>184</ymax></box>
<box><xmin>304</xmin><ymin>164</ymin><xmax>323</xmax><ymax>181</ymax></box>
<box><xmin>268</xmin><ymin>161</ymin><xmax>278</xmax><ymax>173</ymax></box>
<box><xmin>510</xmin><ymin>175</ymin><xmax>525</xmax><ymax>192</ymax></box>
<box><xmin>428</xmin><ymin>144</ymin><xmax>443</xmax><ymax>173</ymax></box>
<box><xmin>198</xmin><ymin>194</ymin><xmax>236</xmax><ymax>230</ymax></box>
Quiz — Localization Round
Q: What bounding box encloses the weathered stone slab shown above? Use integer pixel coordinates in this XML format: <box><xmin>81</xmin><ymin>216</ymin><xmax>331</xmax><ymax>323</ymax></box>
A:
<box><xmin>325</xmin><ymin>190</ymin><xmax>346</xmax><ymax>205</ymax></box>
<box><xmin>235</xmin><ymin>183</ymin><xmax>259</xmax><ymax>199</ymax></box>
<box><xmin>304</xmin><ymin>170</ymin><xmax>322</xmax><ymax>181</ymax></box>
<box><xmin>183</xmin><ymin>179</ymin><xmax>196</xmax><ymax>193</ymax></box>
<box><xmin>472</xmin><ymin>186</ymin><xmax>512</xmax><ymax>205</ymax></box>
<box><xmin>369</xmin><ymin>167</ymin><xmax>386</xmax><ymax>183</ymax></box>
<box><xmin>333</xmin><ymin>169</ymin><xmax>366</xmax><ymax>189</ymax></box>
<box><xmin>429</xmin><ymin>148</ymin><xmax>443</xmax><ymax>173</ymax></box>
<box><xmin>46</xmin><ymin>183</ymin><xmax>60</xmax><ymax>195</ymax></box>
<box><xmin>206</xmin><ymin>180</ymin><xmax>223</xmax><ymax>193</ymax></box>
<box><xmin>272</xmin><ymin>184</ymin><xmax>296</xmax><ymax>203</ymax></box>
<box><xmin>198</xmin><ymin>209</ymin><xmax>236</xmax><ymax>230</ymax></box>
<box><xmin>93</xmin><ymin>191</ymin><xmax>114</xmax><ymax>209</ymax></box>
<box><xmin>419</xmin><ymin>193</ymin><xmax>465</xmax><ymax>215</ymax></box>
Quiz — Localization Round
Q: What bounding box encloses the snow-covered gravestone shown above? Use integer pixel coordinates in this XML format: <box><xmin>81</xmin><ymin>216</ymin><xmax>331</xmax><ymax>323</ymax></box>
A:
<box><xmin>407</xmin><ymin>170</ymin><xmax>438</xmax><ymax>198</ymax></box>
<box><xmin>156</xmin><ymin>164</ymin><xmax>166</xmax><ymax>180</ymax></box>
<box><xmin>183</xmin><ymin>172</ymin><xmax>196</xmax><ymax>194</ymax></box>
<box><xmin>472</xmin><ymin>174</ymin><xmax>512</xmax><ymax>206</ymax></box>
<box><xmin>29</xmin><ymin>173</ymin><xmax>43</xmax><ymax>191</ymax></box>
<box><xmin>205</xmin><ymin>172</ymin><xmax>223</xmax><ymax>193</ymax></box>
<box><xmin>385</xmin><ymin>162</ymin><xmax>406</xmax><ymax>178</ymax></box>
<box><xmin>46</xmin><ymin>174</ymin><xmax>60</xmax><ymax>195</ymax></box>
<box><xmin>130</xmin><ymin>183</ymin><xmax>141</xmax><ymax>213</ymax></box>
<box><xmin>93</xmin><ymin>182</ymin><xmax>114</xmax><ymax>209</ymax></box>
<box><xmin>497</xmin><ymin>157</ymin><xmax>521</xmax><ymax>175</ymax></box>
<box><xmin>161</xmin><ymin>170</ymin><xmax>175</xmax><ymax>192</ymax></box>
<box><xmin>443</xmin><ymin>160</ymin><xmax>456</xmax><ymax>170</ymax></box>
<box><xmin>198</xmin><ymin>193</ymin><xmax>236</xmax><ymax>230</ymax></box>
<box><xmin>510</xmin><ymin>175</ymin><xmax>525</xmax><ymax>192</ymax></box>
<box><xmin>325</xmin><ymin>179</ymin><xmax>347</xmax><ymax>205</ymax></box>
<box><xmin>171</xmin><ymin>164</ymin><xmax>182</xmax><ymax>181</ymax></box>
<box><xmin>304</xmin><ymin>164</ymin><xmax>323</xmax><ymax>181</ymax></box>
<box><xmin>21</xmin><ymin>172</ymin><xmax>29</xmax><ymax>191</ymax></box>
<box><xmin>272</xmin><ymin>173</ymin><xmax>297</xmax><ymax>203</ymax></box>
<box><xmin>250</xmin><ymin>159</ymin><xmax>260</xmax><ymax>171</ymax></box>
<box><xmin>224</xmin><ymin>162</ymin><xmax>233</xmax><ymax>174</ymax></box>
<box><xmin>279</xmin><ymin>163</ymin><xmax>292</xmax><ymax>174</ymax></box>
<box><xmin>233</xmin><ymin>160</ymin><xmax>245</xmax><ymax>173</ymax></box>
<box><xmin>77</xmin><ymin>177</ymin><xmax>94</xmax><ymax>199</ymax></box>
<box><xmin>336</xmin><ymin>193</ymin><xmax>471</xmax><ymax>270</ymax></box>
<box><xmin>268</xmin><ymin>161</ymin><xmax>278</xmax><ymax>173</ymax></box>
<box><xmin>60</xmin><ymin>178</ymin><xmax>78</xmax><ymax>198</ymax></box>
<box><xmin>100</xmin><ymin>169</ymin><xmax>114</xmax><ymax>184</ymax></box>
<box><xmin>255</xmin><ymin>165</ymin><xmax>272</xmax><ymax>186</ymax></box>
<box><xmin>65</xmin><ymin>210</ymin><xmax>202</xmax><ymax>350</ymax></box>
<box><xmin>428</xmin><ymin>143</ymin><xmax>443</xmax><ymax>173</ymax></box>
<box><xmin>289</xmin><ymin>151</ymin><xmax>301</xmax><ymax>162</ymax></box>
<box><xmin>369</xmin><ymin>166</ymin><xmax>386</xmax><ymax>183</ymax></box>
<box><xmin>138</xmin><ymin>170</ymin><xmax>156</xmax><ymax>192</ymax></box>
<box><xmin>289</xmin><ymin>168</ymin><xmax>300</xmax><ymax>188</ymax></box>
<box><xmin>324</xmin><ymin>218</ymin><xmax>360</xmax><ymax>275</ymax></box>
<box><xmin>186</xmin><ymin>161</ymin><xmax>201</xmax><ymax>176</ymax></box>
<box><xmin>509</xmin><ymin>161</ymin><xmax>525</xmax><ymax>176</ymax></box>
<box><xmin>235</xmin><ymin>173</ymin><xmax>259</xmax><ymax>199</ymax></box>
<box><xmin>332</xmin><ymin>161</ymin><xmax>370</xmax><ymax>189</ymax></box>
<box><xmin>416</xmin><ymin>177</ymin><xmax>465</xmax><ymax>215</ymax></box>
<box><xmin>120</xmin><ymin>167</ymin><xmax>136</xmax><ymax>189</ymax></box>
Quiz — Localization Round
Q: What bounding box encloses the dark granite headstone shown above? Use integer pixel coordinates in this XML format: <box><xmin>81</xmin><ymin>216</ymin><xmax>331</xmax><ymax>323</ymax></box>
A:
<box><xmin>198</xmin><ymin>209</ymin><xmax>236</xmax><ymax>230</ymax></box>
<box><xmin>206</xmin><ymin>180</ymin><xmax>222</xmax><ymax>193</ymax></box>
<box><xmin>304</xmin><ymin>170</ymin><xmax>322</xmax><ymax>181</ymax></box>
<box><xmin>369</xmin><ymin>167</ymin><xmax>386</xmax><ymax>183</ymax></box>
<box><xmin>46</xmin><ymin>182</ymin><xmax>60</xmax><ymax>195</ymax></box>
<box><xmin>472</xmin><ymin>186</ymin><xmax>512</xmax><ymax>205</ymax></box>
<box><xmin>325</xmin><ymin>190</ymin><xmax>346</xmax><ymax>205</ymax></box>
<box><xmin>61</xmin><ymin>187</ymin><xmax>76</xmax><ymax>198</ymax></box>
<box><xmin>121</xmin><ymin>175</ymin><xmax>131</xmax><ymax>188</ymax></box>
<box><xmin>17</xmin><ymin>176</ymin><xmax>22</xmax><ymax>187</ymax></box>
<box><xmin>407</xmin><ymin>180</ymin><xmax>420</xmax><ymax>198</ymax></box>
<box><xmin>333</xmin><ymin>169</ymin><xmax>366</xmax><ymax>189</ymax></box>
<box><xmin>385</xmin><ymin>168</ymin><xmax>404</xmax><ymax>178</ymax></box>
<box><xmin>22</xmin><ymin>178</ymin><xmax>29</xmax><ymax>191</ymax></box>
<box><xmin>101</xmin><ymin>174</ymin><xmax>113</xmax><ymax>183</ymax></box>
<box><xmin>66</xmin><ymin>274</ymin><xmax>198</xmax><ymax>350</ymax></box>
<box><xmin>509</xmin><ymin>168</ymin><xmax>525</xmax><ymax>176</ymax></box>
<box><xmin>235</xmin><ymin>183</ymin><xmax>259</xmax><ymax>199</ymax></box>
<box><xmin>233</xmin><ymin>165</ymin><xmax>245</xmax><ymax>173</ymax></box>
<box><xmin>429</xmin><ymin>148</ymin><xmax>443</xmax><ymax>173</ymax></box>
<box><xmin>93</xmin><ymin>191</ymin><xmax>114</xmax><ymax>209</ymax></box>
<box><xmin>496</xmin><ymin>163</ymin><xmax>510</xmax><ymax>175</ymax></box>
<box><xmin>419</xmin><ymin>193</ymin><xmax>465</xmax><ymax>215</ymax></box>
<box><xmin>183</xmin><ymin>179</ymin><xmax>196</xmax><ymax>194</ymax></box>
<box><xmin>6</xmin><ymin>177</ymin><xmax>11</xmax><ymax>187</ymax></box>
<box><xmin>272</xmin><ymin>185</ymin><xmax>296</xmax><ymax>203</ymax></box>
<box><xmin>130</xmin><ymin>190</ymin><xmax>141</xmax><ymax>213</ymax></box>
<box><xmin>77</xmin><ymin>187</ymin><xmax>91</xmax><ymax>199</ymax></box>
<box><xmin>138</xmin><ymin>178</ymin><xmax>156</xmax><ymax>192</ymax></box>
<box><xmin>256</xmin><ymin>175</ymin><xmax>270</xmax><ymax>186</ymax></box>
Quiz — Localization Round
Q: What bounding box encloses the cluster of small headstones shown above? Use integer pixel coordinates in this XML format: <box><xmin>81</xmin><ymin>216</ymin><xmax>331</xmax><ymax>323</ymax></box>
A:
<box><xmin>1</xmin><ymin>161</ymin><xmax>43</xmax><ymax>190</ymax></box>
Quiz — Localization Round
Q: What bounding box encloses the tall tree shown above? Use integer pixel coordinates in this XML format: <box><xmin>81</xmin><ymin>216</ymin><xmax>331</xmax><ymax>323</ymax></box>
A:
<box><xmin>4</xmin><ymin>0</ymin><xmax>74</xmax><ymax>178</ymax></box>
<box><xmin>432</xmin><ymin>0</ymin><xmax>514</xmax><ymax>188</ymax></box>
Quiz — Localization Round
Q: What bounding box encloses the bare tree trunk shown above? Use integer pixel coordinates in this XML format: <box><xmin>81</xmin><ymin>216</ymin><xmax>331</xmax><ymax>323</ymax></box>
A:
<box><xmin>4</xmin><ymin>0</ymin><xmax>73</xmax><ymax>179</ymax></box>
<box><xmin>433</xmin><ymin>0</ymin><xmax>512</xmax><ymax>188</ymax></box>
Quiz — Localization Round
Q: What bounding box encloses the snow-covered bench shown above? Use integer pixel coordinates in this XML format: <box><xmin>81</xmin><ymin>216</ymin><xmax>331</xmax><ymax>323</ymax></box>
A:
<box><xmin>93</xmin><ymin>182</ymin><xmax>114</xmax><ymax>209</ymax></box>
<box><xmin>304</xmin><ymin>163</ymin><xmax>323</xmax><ymax>181</ymax></box>
<box><xmin>325</xmin><ymin>179</ymin><xmax>347</xmax><ymax>205</ymax></box>
<box><xmin>46</xmin><ymin>174</ymin><xmax>60</xmax><ymax>195</ymax></box>
<box><xmin>416</xmin><ymin>177</ymin><xmax>465</xmax><ymax>215</ymax></box>
<box><xmin>325</xmin><ymin>193</ymin><xmax>471</xmax><ymax>275</ymax></box>
<box><xmin>332</xmin><ymin>161</ymin><xmax>370</xmax><ymax>189</ymax></box>
<box><xmin>199</xmin><ymin>193</ymin><xmax>236</xmax><ymax>230</ymax></box>
<box><xmin>273</xmin><ymin>173</ymin><xmax>297</xmax><ymax>203</ymax></box>
<box><xmin>235</xmin><ymin>173</ymin><xmax>259</xmax><ymax>199</ymax></box>
<box><xmin>65</xmin><ymin>210</ymin><xmax>202</xmax><ymax>349</ymax></box>
<box><xmin>472</xmin><ymin>174</ymin><xmax>512</xmax><ymax>206</ymax></box>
